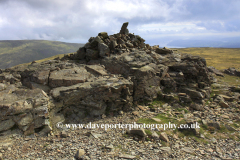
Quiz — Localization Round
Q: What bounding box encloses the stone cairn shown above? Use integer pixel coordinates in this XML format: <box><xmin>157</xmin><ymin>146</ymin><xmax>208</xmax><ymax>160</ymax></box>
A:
<box><xmin>0</xmin><ymin>22</ymin><xmax>214</xmax><ymax>138</ymax></box>
<box><xmin>68</xmin><ymin>22</ymin><xmax>173</xmax><ymax>61</ymax></box>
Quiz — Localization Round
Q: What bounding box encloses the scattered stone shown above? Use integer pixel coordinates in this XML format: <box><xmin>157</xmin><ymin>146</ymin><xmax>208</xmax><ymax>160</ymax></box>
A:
<box><xmin>137</xmin><ymin>105</ymin><xmax>147</xmax><ymax>111</ymax></box>
<box><xmin>102</xmin><ymin>114</ymin><xmax>106</xmax><ymax>119</ymax></box>
<box><xmin>119</xmin><ymin>154</ymin><xmax>136</xmax><ymax>159</ymax></box>
<box><xmin>216</xmin><ymin>146</ymin><xmax>222</xmax><ymax>153</ymax></box>
<box><xmin>207</xmin><ymin>121</ymin><xmax>220</xmax><ymax>130</ymax></box>
<box><xmin>90</xmin><ymin>132</ymin><xmax>102</xmax><ymax>139</ymax></box>
<box><xmin>202</xmin><ymin>119</ymin><xmax>208</xmax><ymax>125</ymax></box>
<box><xmin>151</xmin><ymin>118</ymin><xmax>161</xmax><ymax>123</ymax></box>
<box><xmin>159</xmin><ymin>132</ymin><xmax>169</xmax><ymax>142</ymax></box>
<box><xmin>219</xmin><ymin>94</ymin><xmax>234</xmax><ymax>102</ymax></box>
<box><xmin>151</xmin><ymin>131</ymin><xmax>159</xmax><ymax>139</ymax></box>
<box><xmin>105</xmin><ymin>144</ymin><xmax>114</xmax><ymax>149</ymax></box>
<box><xmin>178</xmin><ymin>93</ymin><xmax>186</xmax><ymax>96</ymax></box>
<box><xmin>75</xmin><ymin>149</ymin><xmax>85</xmax><ymax>159</ymax></box>
<box><xmin>181</xmin><ymin>147</ymin><xmax>195</xmax><ymax>154</ymax></box>
<box><xmin>199</xmin><ymin>150</ymin><xmax>205</xmax><ymax>155</ymax></box>
<box><xmin>61</xmin><ymin>131</ymin><xmax>67</xmax><ymax>138</ymax></box>
<box><xmin>221</xmin><ymin>115</ymin><xmax>230</xmax><ymax>119</ymax></box>
<box><xmin>173</xmin><ymin>134</ymin><xmax>178</xmax><ymax>139</ymax></box>
<box><xmin>207</xmin><ymin>148</ymin><xmax>213</xmax><ymax>153</ymax></box>
<box><xmin>132</xmin><ymin>111</ymin><xmax>140</xmax><ymax>117</ymax></box>
<box><xmin>119</xmin><ymin>110</ymin><xmax>124</xmax><ymax>115</ymax></box>
<box><xmin>211</xmin><ymin>137</ymin><xmax>217</xmax><ymax>143</ymax></box>
<box><xmin>0</xmin><ymin>83</ymin><xmax>6</xmax><ymax>91</ymax></box>
<box><xmin>160</xmin><ymin>147</ymin><xmax>172</xmax><ymax>154</ymax></box>
<box><xmin>225</xmin><ymin>124</ymin><xmax>236</xmax><ymax>131</ymax></box>
<box><xmin>129</xmin><ymin>128</ymin><xmax>147</xmax><ymax>137</ymax></box>
<box><xmin>219</xmin><ymin>100</ymin><xmax>230</xmax><ymax>108</ymax></box>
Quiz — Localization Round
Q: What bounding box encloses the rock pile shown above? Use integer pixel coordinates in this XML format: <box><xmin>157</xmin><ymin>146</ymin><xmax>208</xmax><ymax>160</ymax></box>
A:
<box><xmin>70</xmin><ymin>22</ymin><xmax>148</xmax><ymax>60</ymax></box>
<box><xmin>0</xmin><ymin>22</ymin><xmax>221</xmax><ymax>138</ymax></box>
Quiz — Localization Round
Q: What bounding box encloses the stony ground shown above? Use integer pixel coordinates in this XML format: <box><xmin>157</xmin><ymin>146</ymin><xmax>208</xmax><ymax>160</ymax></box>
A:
<box><xmin>0</xmin><ymin>104</ymin><xmax>239</xmax><ymax>160</ymax></box>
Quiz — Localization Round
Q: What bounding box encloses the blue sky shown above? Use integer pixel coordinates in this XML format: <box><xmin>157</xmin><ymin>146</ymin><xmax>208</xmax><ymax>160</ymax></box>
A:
<box><xmin>1</xmin><ymin>0</ymin><xmax>240</xmax><ymax>47</ymax></box>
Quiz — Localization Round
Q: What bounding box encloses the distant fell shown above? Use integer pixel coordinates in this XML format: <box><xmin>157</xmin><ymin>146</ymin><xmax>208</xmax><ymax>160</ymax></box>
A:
<box><xmin>0</xmin><ymin>40</ymin><xmax>84</xmax><ymax>69</ymax></box>
<box><xmin>167</xmin><ymin>39</ymin><xmax>240</xmax><ymax>48</ymax></box>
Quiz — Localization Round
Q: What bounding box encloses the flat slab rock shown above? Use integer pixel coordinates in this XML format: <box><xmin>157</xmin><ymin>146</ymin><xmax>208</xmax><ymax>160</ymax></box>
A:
<box><xmin>50</xmin><ymin>77</ymin><xmax>133</xmax><ymax>100</ymax></box>
<box><xmin>49</xmin><ymin>67</ymin><xmax>92</xmax><ymax>88</ymax></box>
<box><xmin>85</xmin><ymin>65</ymin><xmax>108</xmax><ymax>76</ymax></box>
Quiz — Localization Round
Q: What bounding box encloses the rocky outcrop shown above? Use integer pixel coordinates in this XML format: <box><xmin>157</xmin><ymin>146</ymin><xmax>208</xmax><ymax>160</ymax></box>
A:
<box><xmin>0</xmin><ymin>22</ymin><xmax>216</xmax><ymax>138</ymax></box>
<box><xmin>207</xmin><ymin>66</ymin><xmax>224</xmax><ymax>77</ymax></box>
<box><xmin>0</xmin><ymin>85</ymin><xmax>52</xmax><ymax>137</ymax></box>
<box><xmin>224</xmin><ymin>67</ymin><xmax>240</xmax><ymax>77</ymax></box>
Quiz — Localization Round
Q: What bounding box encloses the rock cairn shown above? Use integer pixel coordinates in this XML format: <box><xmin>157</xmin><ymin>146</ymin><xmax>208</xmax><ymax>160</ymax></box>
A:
<box><xmin>69</xmin><ymin>22</ymin><xmax>173</xmax><ymax>61</ymax></box>
<box><xmin>0</xmin><ymin>22</ymin><xmax>217</xmax><ymax>138</ymax></box>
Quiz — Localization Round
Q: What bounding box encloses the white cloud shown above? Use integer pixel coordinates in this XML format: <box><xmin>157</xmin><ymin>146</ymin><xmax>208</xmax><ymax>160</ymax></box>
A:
<box><xmin>0</xmin><ymin>0</ymin><xmax>240</xmax><ymax>45</ymax></box>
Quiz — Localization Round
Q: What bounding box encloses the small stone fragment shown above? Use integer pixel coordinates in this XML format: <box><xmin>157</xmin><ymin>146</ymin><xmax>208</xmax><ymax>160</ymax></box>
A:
<box><xmin>105</xmin><ymin>144</ymin><xmax>114</xmax><ymax>149</ymax></box>
<box><xmin>61</xmin><ymin>130</ymin><xmax>67</xmax><ymax>138</ymax></box>
<box><xmin>132</xmin><ymin>111</ymin><xmax>140</xmax><ymax>117</ymax></box>
<box><xmin>160</xmin><ymin>147</ymin><xmax>172</xmax><ymax>154</ymax></box>
<box><xmin>119</xmin><ymin>154</ymin><xmax>136</xmax><ymax>159</ymax></box>
<box><xmin>75</xmin><ymin>149</ymin><xmax>85</xmax><ymax>159</ymax></box>
<box><xmin>151</xmin><ymin>131</ymin><xmax>159</xmax><ymax>139</ymax></box>
<box><xmin>219</xmin><ymin>100</ymin><xmax>230</xmax><ymax>108</ymax></box>
<box><xmin>130</xmin><ymin>128</ymin><xmax>147</xmax><ymax>137</ymax></box>
<box><xmin>151</xmin><ymin>118</ymin><xmax>161</xmax><ymax>123</ymax></box>
<box><xmin>181</xmin><ymin>147</ymin><xmax>195</xmax><ymax>154</ymax></box>
<box><xmin>159</xmin><ymin>132</ymin><xmax>169</xmax><ymax>142</ymax></box>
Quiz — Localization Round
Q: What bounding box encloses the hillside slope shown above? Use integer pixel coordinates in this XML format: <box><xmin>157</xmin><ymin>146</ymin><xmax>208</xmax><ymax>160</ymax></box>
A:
<box><xmin>175</xmin><ymin>47</ymin><xmax>240</xmax><ymax>70</ymax></box>
<box><xmin>0</xmin><ymin>40</ymin><xmax>84</xmax><ymax>69</ymax></box>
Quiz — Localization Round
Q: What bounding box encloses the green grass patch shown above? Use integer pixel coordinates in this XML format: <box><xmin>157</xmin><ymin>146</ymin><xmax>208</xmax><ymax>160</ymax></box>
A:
<box><xmin>219</xmin><ymin>125</ymin><xmax>229</xmax><ymax>133</ymax></box>
<box><xmin>178</xmin><ymin>130</ymin><xmax>209</xmax><ymax>144</ymax></box>
<box><xmin>201</xmin><ymin>124</ymin><xmax>208</xmax><ymax>130</ymax></box>
<box><xmin>137</xmin><ymin>118</ymin><xmax>157</xmax><ymax>124</ymax></box>
<box><xmin>155</xmin><ymin>114</ymin><xmax>175</xmax><ymax>123</ymax></box>
<box><xmin>145</xmin><ymin>129</ymin><xmax>152</xmax><ymax>136</ymax></box>
<box><xmin>175</xmin><ymin>108</ymin><xmax>189</xmax><ymax>113</ymax></box>
<box><xmin>161</xmin><ymin>141</ymin><xmax>168</xmax><ymax>147</ymax></box>
<box><xmin>151</xmin><ymin>99</ymin><xmax>165</xmax><ymax>106</ymax></box>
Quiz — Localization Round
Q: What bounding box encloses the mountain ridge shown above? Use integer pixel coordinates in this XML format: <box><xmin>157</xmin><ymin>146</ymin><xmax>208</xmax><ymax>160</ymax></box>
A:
<box><xmin>0</xmin><ymin>40</ymin><xmax>84</xmax><ymax>69</ymax></box>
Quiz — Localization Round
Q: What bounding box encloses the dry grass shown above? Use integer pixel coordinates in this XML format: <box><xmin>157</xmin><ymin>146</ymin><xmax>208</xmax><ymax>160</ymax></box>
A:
<box><xmin>174</xmin><ymin>47</ymin><xmax>240</xmax><ymax>70</ymax></box>
<box><xmin>217</xmin><ymin>73</ymin><xmax>240</xmax><ymax>87</ymax></box>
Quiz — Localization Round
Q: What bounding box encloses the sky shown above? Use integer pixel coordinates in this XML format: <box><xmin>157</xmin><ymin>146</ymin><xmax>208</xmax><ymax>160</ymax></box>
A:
<box><xmin>1</xmin><ymin>0</ymin><xmax>240</xmax><ymax>47</ymax></box>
